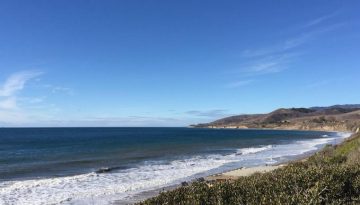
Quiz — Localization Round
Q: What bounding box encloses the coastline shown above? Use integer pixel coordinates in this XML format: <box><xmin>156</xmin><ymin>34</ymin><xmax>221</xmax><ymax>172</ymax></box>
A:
<box><xmin>191</xmin><ymin>126</ymin><xmax>352</xmax><ymax>133</ymax></box>
<box><xmin>124</xmin><ymin>130</ymin><xmax>353</xmax><ymax>204</ymax></box>
<box><xmin>1</xmin><ymin>128</ymin><xmax>354</xmax><ymax>205</ymax></box>
<box><xmin>206</xmin><ymin>130</ymin><xmax>353</xmax><ymax>180</ymax></box>
<box><xmin>139</xmin><ymin>128</ymin><xmax>360</xmax><ymax>204</ymax></box>
<box><xmin>116</xmin><ymin>165</ymin><xmax>287</xmax><ymax>204</ymax></box>
<box><xmin>119</xmin><ymin>150</ymin><xmax>311</xmax><ymax>204</ymax></box>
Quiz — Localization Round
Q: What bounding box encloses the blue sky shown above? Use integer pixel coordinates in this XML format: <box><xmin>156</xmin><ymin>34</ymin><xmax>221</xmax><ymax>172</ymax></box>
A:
<box><xmin>0</xmin><ymin>0</ymin><xmax>359</xmax><ymax>127</ymax></box>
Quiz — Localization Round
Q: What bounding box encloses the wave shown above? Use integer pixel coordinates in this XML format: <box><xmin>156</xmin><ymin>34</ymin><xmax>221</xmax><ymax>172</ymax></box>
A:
<box><xmin>95</xmin><ymin>165</ymin><xmax>133</xmax><ymax>174</ymax></box>
<box><xmin>336</xmin><ymin>132</ymin><xmax>353</xmax><ymax>139</ymax></box>
<box><xmin>0</xmin><ymin>132</ymin><xmax>352</xmax><ymax>205</ymax></box>
<box><xmin>0</xmin><ymin>156</ymin><xmax>235</xmax><ymax>205</ymax></box>
<box><xmin>236</xmin><ymin>145</ymin><xmax>273</xmax><ymax>155</ymax></box>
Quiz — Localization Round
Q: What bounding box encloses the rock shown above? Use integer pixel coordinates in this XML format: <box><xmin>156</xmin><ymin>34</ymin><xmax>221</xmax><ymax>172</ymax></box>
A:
<box><xmin>96</xmin><ymin>167</ymin><xmax>111</xmax><ymax>173</ymax></box>
<box><xmin>197</xmin><ymin>177</ymin><xmax>205</xmax><ymax>182</ymax></box>
<box><xmin>181</xmin><ymin>181</ymin><xmax>189</xmax><ymax>186</ymax></box>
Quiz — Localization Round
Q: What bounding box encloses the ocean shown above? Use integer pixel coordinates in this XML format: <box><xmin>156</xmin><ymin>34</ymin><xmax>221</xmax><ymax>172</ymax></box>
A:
<box><xmin>0</xmin><ymin>128</ymin><xmax>351</xmax><ymax>204</ymax></box>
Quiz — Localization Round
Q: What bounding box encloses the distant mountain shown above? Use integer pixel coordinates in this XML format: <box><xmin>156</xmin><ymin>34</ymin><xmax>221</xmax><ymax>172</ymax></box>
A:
<box><xmin>310</xmin><ymin>104</ymin><xmax>360</xmax><ymax>110</ymax></box>
<box><xmin>191</xmin><ymin>104</ymin><xmax>360</xmax><ymax>133</ymax></box>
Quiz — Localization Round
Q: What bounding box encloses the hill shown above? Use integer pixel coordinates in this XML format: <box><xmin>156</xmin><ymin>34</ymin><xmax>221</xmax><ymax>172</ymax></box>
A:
<box><xmin>191</xmin><ymin>105</ymin><xmax>360</xmax><ymax>133</ymax></box>
<box><xmin>140</xmin><ymin>105</ymin><xmax>360</xmax><ymax>205</ymax></box>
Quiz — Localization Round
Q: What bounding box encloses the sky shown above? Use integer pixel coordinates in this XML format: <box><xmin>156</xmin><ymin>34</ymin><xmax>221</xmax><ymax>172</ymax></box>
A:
<box><xmin>0</xmin><ymin>0</ymin><xmax>359</xmax><ymax>127</ymax></box>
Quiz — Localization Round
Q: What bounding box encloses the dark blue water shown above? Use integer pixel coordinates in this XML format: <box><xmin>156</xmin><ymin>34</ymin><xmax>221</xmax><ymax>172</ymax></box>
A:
<box><xmin>1</xmin><ymin>128</ymin><xmax>350</xmax><ymax>204</ymax></box>
<box><xmin>0</xmin><ymin>127</ymin><xmax>332</xmax><ymax>181</ymax></box>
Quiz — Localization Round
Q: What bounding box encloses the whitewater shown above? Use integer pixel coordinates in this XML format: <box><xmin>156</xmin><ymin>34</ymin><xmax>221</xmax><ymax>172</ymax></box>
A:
<box><xmin>0</xmin><ymin>131</ymin><xmax>351</xmax><ymax>205</ymax></box>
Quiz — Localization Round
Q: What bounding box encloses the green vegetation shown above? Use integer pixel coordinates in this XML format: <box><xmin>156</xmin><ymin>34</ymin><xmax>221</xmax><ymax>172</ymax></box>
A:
<box><xmin>139</xmin><ymin>133</ymin><xmax>360</xmax><ymax>205</ymax></box>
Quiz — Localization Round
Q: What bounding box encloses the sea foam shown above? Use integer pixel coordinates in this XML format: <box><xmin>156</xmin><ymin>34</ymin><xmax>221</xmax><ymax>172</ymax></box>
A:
<box><xmin>0</xmin><ymin>132</ymin><xmax>351</xmax><ymax>205</ymax></box>
<box><xmin>237</xmin><ymin>145</ymin><xmax>273</xmax><ymax>155</ymax></box>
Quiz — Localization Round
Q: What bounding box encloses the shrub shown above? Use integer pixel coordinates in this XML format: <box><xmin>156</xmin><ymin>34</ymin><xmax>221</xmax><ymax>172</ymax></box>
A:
<box><xmin>138</xmin><ymin>134</ymin><xmax>360</xmax><ymax>205</ymax></box>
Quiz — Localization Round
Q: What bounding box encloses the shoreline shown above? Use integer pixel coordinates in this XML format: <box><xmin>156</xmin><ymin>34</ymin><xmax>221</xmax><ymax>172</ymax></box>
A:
<box><xmin>191</xmin><ymin>126</ymin><xmax>351</xmax><ymax>133</ymax></box>
<box><xmin>121</xmin><ymin>130</ymin><xmax>353</xmax><ymax>204</ymax></box>
<box><xmin>1</xmin><ymin>129</ymin><xmax>353</xmax><ymax>205</ymax></box>
<box><xmin>207</xmin><ymin>130</ymin><xmax>353</xmax><ymax>180</ymax></box>
<box><xmin>205</xmin><ymin>164</ymin><xmax>285</xmax><ymax>181</ymax></box>
<box><xmin>119</xmin><ymin>148</ymin><xmax>320</xmax><ymax>204</ymax></box>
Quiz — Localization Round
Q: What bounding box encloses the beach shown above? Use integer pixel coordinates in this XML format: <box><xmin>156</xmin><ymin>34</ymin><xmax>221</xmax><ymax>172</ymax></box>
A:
<box><xmin>0</xmin><ymin>128</ymin><xmax>350</xmax><ymax>205</ymax></box>
<box><xmin>122</xmin><ymin>131</ymin><xmax>352</xmax><ymax>204</ymax></box>
<box><xmin>138</xmin><ymin>131</ymin><xmax>360</xmax><ymax>204</ymax></box>
<box><xmin>205</xmin><ymin>165</ymin><xmax>284</xmax><ymax>181</ymax></box>
<box><xmin>114</xmin><ymin>165</ymin><xmax>286</xmax><ymax>204</ymax></box>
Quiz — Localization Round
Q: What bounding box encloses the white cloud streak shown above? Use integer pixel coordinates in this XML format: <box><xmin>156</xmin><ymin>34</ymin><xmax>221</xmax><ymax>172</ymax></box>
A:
<box><xmin>303</xmin><ymin>12</ymin><xmax>338</xmax><ymax>28</ymax></box>
<box><xmin>235</xmin><ymin>17</ymin><xmax>346</xmax><ymax>87</ymax></box>
<box><xmin>226</xmin><ymin>80</ymin><xmax>253</xmax><ymax>88</ymax></box>
<box><xmin>22</xmin><ymin>116</ymin><xmax>188</xmax><ymax>127</ymax></box>
<box><xmin>42</xmin><ymin>84</ymin><xmax>75</xmax><ymax>96</ymax></box>
<box><xmin>239</xmin><ymin>53</ymin><xmax>298</xmax><ymax>76</ymax></box>
<box><xmin>230</xmin><ymin>17</ymin><xmax>344</xmax><ymax>87</ymax></box>
<box><xmin>0</xmin><ymin>71</ymin><xmax>42</xmax><ymax>97</ymax></box>
<box><xmin>185</xmin><ymin>109</ymin><xmax>230</xmax><ymax>118</ymax></box>
<box><xmin>242</xmin><ymin>31</ymin><xmax>316</xmax><ymax>58</ymax></box>
<box><xmin>242</xmin><ymin>20</ymin><xmax>344</xmax><ymax>59</ymax></box>
<box><xmin>0</xmin><ymin>71</ymin><xmax>43</xmax><ymax>125</ymax></box>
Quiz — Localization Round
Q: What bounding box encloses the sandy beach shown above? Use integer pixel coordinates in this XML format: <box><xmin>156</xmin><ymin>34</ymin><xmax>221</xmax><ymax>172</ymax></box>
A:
<box><xmin>205</xmin><ymin>165</ymin><xmax>285</xmax><ymax>181</ymax></box>
<box><xmin>115</xmin><ymin>164</ymin><xmax>286</xmax><ymax>204</ymax></box>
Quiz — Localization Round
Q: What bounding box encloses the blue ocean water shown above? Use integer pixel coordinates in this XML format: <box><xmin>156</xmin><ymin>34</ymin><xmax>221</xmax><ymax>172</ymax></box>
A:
<box><xmin>0</xmin><ymin>128</ymin><xmax>351</xmax><ymax>204</ymax></box>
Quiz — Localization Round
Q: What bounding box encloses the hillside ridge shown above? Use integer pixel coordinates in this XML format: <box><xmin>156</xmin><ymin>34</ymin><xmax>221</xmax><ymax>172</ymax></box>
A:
<box><xmin>192</xmin><ymin>104</ymin><xmax>360</xmax><ymax>133</ymax></box>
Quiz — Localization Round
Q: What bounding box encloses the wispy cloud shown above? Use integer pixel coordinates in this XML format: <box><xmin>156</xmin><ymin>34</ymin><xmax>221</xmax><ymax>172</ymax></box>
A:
<box><xmin>248</xmin><ymin>60</ymin><xmax>284</xmax><ymax>74</ymax></box>
<box><xmin>0</xmin><ymin>71</ymin><xmax>42</xmax><ymax>97</ymax></box>
<box><xmin>304</xmin><ymin>78</ymin><xmax>346</xmax><ymax>89</ymax></box>
<box><xmin>31</xmin><ymin>116</ymin><xmax>186</xmax><ymax>127</ymax></box>
<box><xmin>43</xmin><ymin>84</ymin><xmax>75</xmax><ymax>95</ymax></box>
<box><xmin>185</xmin><ymin>109</ymin><xmax>230</xmax><ymax>118</ymax></box>
<box><xmin>241</xmin><ymin>40</ymin><xmax>299</xmax><ymax>58</ymax></box>
<box><xmin>282</xmin><ymin>34</ymin><xmax>312</xmax><ymax>50</ymax></box>
<box><xmin>52</xmin><ymin>86</ymin><xmax>74</xmax><ymax>95</ymax></box>
<box><xmin>239</xmin><ymin>53</ymin><xmax>298</xmax><ymax>76</ymax></box>
<box><xmin>242</xmin><ymin>20</ymin><xmax>344</xmax><ymax>59</ymax></box>
<box><xmin>0</xmin><ymin>97</ymin><xmax>17</xmax><ymax>110</ymax></box>
<box><xmin>225</xmin><ymin>54</ymin><xmax>294</xmax><ymax>88</ymax></box>
<box><xmin>303</xmin><ymin>12</ymin><xmax>338</xmax><ymax>28</ymax></box>
<box><xmin>226</xmin><ymin>80</ymin><xmax>253</xmax><ymax>88</ymax></box>
<box><xmin>0</xmin><ymin>110</ymin><xmax>29</xmax><ymax>125</ymax></box>
<box><xmin>25</xmin><ymin>97</ymin><xmax>45</xmax><ymax>104</ymax></box>
<box><xmin>0</xmin><ymin>70</ymin><xmax>46</xmax><ymax>125</ymax></box>
<box><xmin>229</xmin><ymin>14</ymin><xmax>345</xmax><ymax>89</ymax></box>
<box><xmin>242</xmin><ymin>29</ymin><xmax>321</xmax><ymax>58</ymax></box>
<box><xmin>0</xmin><ymin>71</ymin><xmax>42</xmax><ymax>112</ymax></box>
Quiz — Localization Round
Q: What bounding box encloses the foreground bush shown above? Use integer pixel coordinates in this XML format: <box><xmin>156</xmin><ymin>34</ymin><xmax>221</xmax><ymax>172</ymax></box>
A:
<box><xmin>139</xmin><ymin>134</ymin><xmax>360</xmax><ymax>205</ymax></box>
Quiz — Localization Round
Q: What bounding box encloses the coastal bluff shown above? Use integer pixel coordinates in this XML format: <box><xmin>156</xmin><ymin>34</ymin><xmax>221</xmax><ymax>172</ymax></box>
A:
<box><xmin>191</xmin><ymin>104</ymin><xmax>360</xmax><ymax>133</ymax></box>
